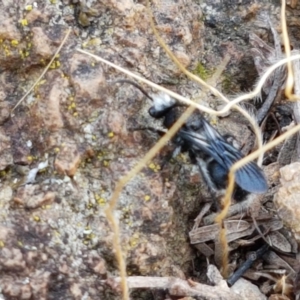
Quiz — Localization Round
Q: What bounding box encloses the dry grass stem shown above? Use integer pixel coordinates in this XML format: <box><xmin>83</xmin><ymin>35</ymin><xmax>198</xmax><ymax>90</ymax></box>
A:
<box><xmin>219</xmin><ymin>122</ymin><xmax>300</xmax><ymax>224</ymax></box>
<box><xmin>104</xmin><ymin>110</ymin><xmax>199</xmax><ymax>300</ymax></box>
<box><xmin>77</xmin><ymin>47</ymin><xmax>300</xmax><ymax>298</ymax></box>
<box><xmin>216</xmin><ymin>0</ymin><xmax>300</xmax><ymax>275</ymax></box>
<box><xmin>106</xmin><ymin>276</ymin><xmax>243</xmax><ymax>300</ymax></box>
<box><xmin>76</xmin><ymin>49</ymin><xmax>225</xmax><ymax>114</ymax></box>
<box><xmin>77</xmin><ymin>1</ymin><xmax>300</xmax><ymax>296</ymax></box>
<box><xmin>11</xmin><ymin>28</ymin><xmax>72</xmax><ymax>112</ymax></box>
<box><xmin>102</xmin><ymin>52</ymin><xmax>231</xmax><ymax>298</ymax></box>
<box><xmin>145</xmin><ymin>0</ymin><xmax>228</xmax><ymax>101</ymax></box>
<box><xmin>146</xmin><ymin>0</ymin><xmax>264</xmax><ymax>166</ymax></box>
<box><xmin>281</xmin><ymin>0</ymin><xmax>298</xmax><ymax>100</ymax></box>
<box><xmin>103</xmin><ymin>55</ymin><xmax>228</xmax><ymax>296</ymax></box>
<box><xmin>76</xmin><ymin>49</ymin><xmax>300</xmax><ymax>116</ymax></box>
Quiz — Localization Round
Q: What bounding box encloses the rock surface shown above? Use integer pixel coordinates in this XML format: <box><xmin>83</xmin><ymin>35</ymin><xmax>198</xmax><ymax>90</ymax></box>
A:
<box><xmin>274</xmin><ymin>162</ymin><xmax>300</xmax><ymax>242</ymax></box>
<box><xmin>0</xmin><ymin>0</ymin><xmax>299</xmax><ymax>299</ymax></box>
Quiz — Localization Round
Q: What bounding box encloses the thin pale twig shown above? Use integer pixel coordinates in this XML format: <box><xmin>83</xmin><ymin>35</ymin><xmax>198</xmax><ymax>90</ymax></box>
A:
<box><xmin>76</xmin><ymin>49</ymin><xmax>300</xmax><ymax>117</ymax></box>
<box><xmin>79</xmin><ymin>49</ymin><xmax>231</xmax><ymax>299</ymax></box>
<box><xmin>145</xmin><ymin>0</ymin><xmax>264</xmax><ymax>166</ymax></box>
<box><xmin>281</xmin><ymin>0</ymin><xmax>298</xmax><ymax>100</ymax></box>
<box><xmin>105</xmin><ymin>276</ymin><xmax>243</xmax><ymax>300</ymax></box>
<box><xmin>11</xmin><ymin>28</ymin><xmax>72</xmax><ymax>112</ymax></box>
<box><xmin>77</xmin><ymin>1</ymin><xmax>300</xmax><ymax>291</ymax></box>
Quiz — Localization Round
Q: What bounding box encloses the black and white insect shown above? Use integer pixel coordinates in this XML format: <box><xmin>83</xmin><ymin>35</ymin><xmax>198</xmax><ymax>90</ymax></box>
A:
<box><xmin>114</xmin><ymin>80</ymin><xmax>268</xmax><ymax>198</ymax></box>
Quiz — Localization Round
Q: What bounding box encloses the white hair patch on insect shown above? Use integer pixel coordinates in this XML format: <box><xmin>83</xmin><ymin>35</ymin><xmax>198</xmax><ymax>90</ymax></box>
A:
<box><xmin>151</xmin><ymin>92</ymin><xmax>177</xmax><ymax>112</ymax></box>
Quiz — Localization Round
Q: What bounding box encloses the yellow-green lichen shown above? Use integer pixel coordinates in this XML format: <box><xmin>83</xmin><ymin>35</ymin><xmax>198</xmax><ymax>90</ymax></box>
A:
<box><xmin>25</xmin><ymin>5</ymin><xmax>33</xmax><ymax>11</ymax></box>
<box><xmin>193</xmin><ymin>62</ymin><xmax>210</xmax><ymax>80</ymax></box>
<box><xmin>103</xmin><ymin>160</ymin><xmax>110</xmax><ymax>167</ymax></box>
<box><xmin>27</xmin><ymin>155</ymin><xmax>35</xmax><ymax>162</ymax></box>
<box><xmin>148</xmin><ymin>162</ymin><xmax>161</xmax><ymax>172</ymax></box>
<box><xmin>20</xmin><ymin>19</ymin><xmax>28</xmax><ymax>26</ymax></box>
<box><xmin>95</xmin><ymin>194</ymin><xmax>106</xmax><ymax>206</ymax></box>
<box><xmin>221</xmin><ymin>73</ymin><xmax>236</xmax><ymax>94</ymax></box>
<box><xmin>144</xmin><ymin>195</ymin><xmax>151</xmax><ymax>202</ymax></box>
<box><xmin>54</xmin><ymin>147</ymin><xmax>60</xmax><ymax>153</ymax></box>
<box><xmin>50</xmin><ymin>60</ymin><xmax>61</xmax><ymax>69</ymax></box>
<box><xmin>33</xmin><ymin>215</ymin><xmax>41</xmax><ymax>222</ymax></box>
<box><xmin>11</xmin><ymin>40</ymin><xmax>19</xmax><ymax>47</ymax></box>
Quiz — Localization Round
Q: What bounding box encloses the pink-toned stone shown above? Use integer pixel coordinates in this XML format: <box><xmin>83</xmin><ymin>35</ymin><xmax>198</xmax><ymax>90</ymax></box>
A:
<box><xmin>70</xmin><ymin>283</ymin><xmax>82</xmax><ymax>298</ymax></box>
<box><xmin>0</xmin><ymin>248</ymin><xmax>26</xmax><ymax>271</ymax></box>
<box><xmin>108</xmin><ymin>0</ymin><xmax>134</xmax><ymax>13</ymax></box>
<box><xmin>69</xmin><ymin>53</ymin><xmax>107</xmax><ymax>101</ymax></box>
<box><xmin>37</xmin><ymin>70</ymin><xmax>68</xmax><ymax>130</ymax></box>
<box><xmin>0</xmin><ymin>128</ymin><xmax>12</xmax><ymax>170</ymax></box>
<box><xmin>107</xmin><ymin>111</ymin><xmax>126</xmax><ymax>135</ymax></box>
<box><xmin>20</xmin><ymin>284</ymin><xmax>32</xmax><ymax>300</ymax></box>
<box><xmin>30</xmin><ymin>270</ymin><xmax>51</xmax><ymax>300</ymax></box>
<box><xmin>274</xmin><ymin>162</ymin><xmax>300</xmax><ymax>242</ymax></box>
<box><xmin>26</xmin><ymin>9</ymin><xmax>50</xmax><ymax>24</ymax></box>
<box><xmin>0</xmin><ymin>226</ymin><xmax>14</xmax><ymax>241</ymax></box>
<box><xmin>0</xmin><ymin>16</ymin><xmax>21</xmax><ymax>40</ymax></box>
<box><xmin>14</xmin><ymin>185</ymin><xmax>55</xmax><ymax>209</ymax></box>
<box><xmin>31</xmin><ymin>27</ymin><xmax>54</xmax><ymax>58</ymax></box>
<box><xmin>54</xmin><ymin>142</ymin><xmax>81</xmax><ymax>176</ymax></box>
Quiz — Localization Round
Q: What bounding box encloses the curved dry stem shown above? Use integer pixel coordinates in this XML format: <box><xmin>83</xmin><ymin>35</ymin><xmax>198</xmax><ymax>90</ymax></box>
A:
<box><xmin>215</xmin><ymin>173</ymin><xmax>235</xmax><ymax>225</ymax></box>
<box><xmin>232</xmin><ymin>123</ymin><xmax>300</xmax><ymax>173</ymax></box>
<box><xmin>281</xmin><ymin>0</ymin><xmax>298</xmax><ymax>100</ymax></box>
<box><xmin>215</xmin><ymin>174</ymin><xmax>235</xmax><ymax>278</ymax></box>
<box><xmin>105</xmin><ymin>105</ymin><xmax>199</xmax><ymax>300</ymax></box>
<box><xmin>215</xmin><ymin>124</ymin><xmax>300</xmax><ymax>277</ymax></box>
<box><xmin>102</xmin><ymin>50</ymin><xmax>230</xmax><ymax>298</ymax></box>
<box><xmin>77</xmin><ymin>41</ymin><xmax>300</xmax><ymax>297</ymax></box>
<box><xmin>217</xmin><ymin>123</ymin><xmax>300</xmax><ymax>248</ymax></box>
<box><xmin>11</xmin><ymin>28</ymin><xmax>72</xmax><ymax>112</ymax></box>
<box><xmin>220</xmin><ymin>228</ymin><xmax>229</xmax><ymax>277</ymax></box>
<box><xmin>77</xmin><ymin>2</ymin><xmax>300</xmax><ymax>294</ymax></box>
<box><xmin>76</xmin><ymin>49</ymin><xmax>219</xmax><ymax>114</ymax></box>
<box><xmin>145</xmin><ymin>1</ymin><xmax>227</xmax><ymax>102</ymax></box>
<box><xmin>146</xmin><ymin>0</ymin><xmax>264</xmax><ymax>165</ymax></box>
<box><xmin>77</xmin><ymin>48</ymin><xmax>300</xmax><ymax>114</ymax></box>
<box><xmin>215</xmin><ymin>122</ymin><xmax>300</xmax><ymax>277</ymax></box>
<box><xmin>104</xmin><ymin>209</ymin><xmax>128</xmax><ymax>299</ymax></box>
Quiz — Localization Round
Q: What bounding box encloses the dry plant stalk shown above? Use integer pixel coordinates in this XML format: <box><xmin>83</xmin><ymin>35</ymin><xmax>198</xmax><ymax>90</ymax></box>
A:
<box><xmin>217</xmin><ymin>0</ymin><xmax>300</xmax><ymax>273</ymax></box>
<box><xmin>145</xmin><ymin>0</ymin><xmax>299</xmax><ymax>278</ymax></box>
<box><xmin>76</xmin><ymin>50</ymin><xmax>300</xmax><ymax>115</ymax></box>
<box><xmin>11</xmin><ymin>28</ymin><xmax>72</xmax><ymax>113</ymax></box>
<box><xmin>106</xmin><ymin>276</ymin><xmax>243</xmax><ymax>300</ymax></box>
<box><xmin>281</xmin><ymin>0</ymin><xmax>299</xmax><ymax>101</ymax></box>
<box><xmin>75</xmin><ymin>47</ymin><xmax>231</xmax><ymax>298</ymax></box>
<box><xmin>145</xmin><ymin>0</ymin><xmax>264</xmax><ymax>166</ymax></box>
<box><xmin>105</xmin><ymin>54</ymin><xmax>230</xmax><ymax>299</ymax></box>
<box><xmin>77</xmin><ymin>1</ymin><xmax>300</xmax><ymax>297</ymax></box>
<box><xmin>77</xmin><ymin>44</ymin><xmax>300</xmax><ymax>298</ymax></box>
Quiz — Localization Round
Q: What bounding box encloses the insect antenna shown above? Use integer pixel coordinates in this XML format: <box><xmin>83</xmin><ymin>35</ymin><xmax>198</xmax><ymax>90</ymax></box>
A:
<box><xmin>111</xmin><ymin>79</ymin><xmax>154</xmax><ymax>101</ymax></box>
